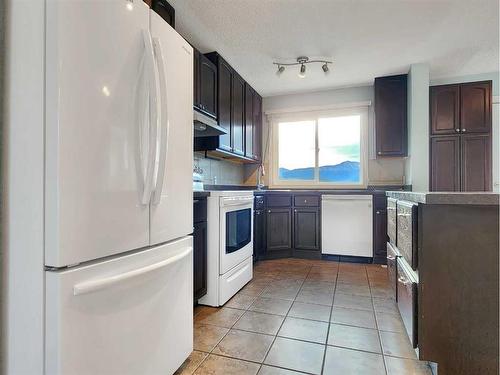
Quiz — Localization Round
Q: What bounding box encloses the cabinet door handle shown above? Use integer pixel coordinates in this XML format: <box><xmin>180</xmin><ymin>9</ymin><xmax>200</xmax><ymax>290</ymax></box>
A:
<box><xmin>294</xmin><ymin>209</ymin><xmax>297</xmax><ymax>212</ymax></box>
<box><xmin>455</xmin><ymin>128</ymin><xmax>460</xmax><ymax>133</ymax></box>
<box><xmin>268</xmin><ymin>210</ymin><xmax>271</xmax><ymax>213</ymax></box>
<box><xmin>376</xmin><ymin>211</ymin><xmax>380</xmax><ymax>215</ymax></box>
<box><xmin>462</xmin><ymin>128</ymin><xmax>466</xmax><ymax>132</ymax></box>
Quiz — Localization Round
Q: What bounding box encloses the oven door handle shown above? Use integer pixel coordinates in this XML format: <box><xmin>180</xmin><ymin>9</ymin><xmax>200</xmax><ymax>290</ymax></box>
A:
<box><xmin>220</xmin><ymin>197</ymin><xmax>254</xmax><ymax>207</ymax></box>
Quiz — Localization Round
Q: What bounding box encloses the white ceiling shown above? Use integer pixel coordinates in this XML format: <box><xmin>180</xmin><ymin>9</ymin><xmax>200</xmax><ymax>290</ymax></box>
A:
<box><xmin>169</xmin><ymin>0</ymin><xmax>499</xmax><ymax>97</ymax></box>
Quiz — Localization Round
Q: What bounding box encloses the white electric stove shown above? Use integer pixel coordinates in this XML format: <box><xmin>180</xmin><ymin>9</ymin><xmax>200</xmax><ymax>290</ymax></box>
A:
<box><xmin>198</xmin><ymin>191</ymin><xmax>254</xmax><ymax>306</ymax></box>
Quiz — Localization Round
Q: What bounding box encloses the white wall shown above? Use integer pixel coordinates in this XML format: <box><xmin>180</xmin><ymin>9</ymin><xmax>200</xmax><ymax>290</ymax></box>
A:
<box><xmin>405</xmin><ymin>64</ymin><xmax>430</xmax><ymax>191</ymax></box>
<box><xmin>431</xmin><ymin>71</ymin><xmax>500</xmax><ymax>192</ymax></box>
<box><xmin>258</xmin><ymin>86</ymin><xmax>406</xmax><ymax>187</ymax></box>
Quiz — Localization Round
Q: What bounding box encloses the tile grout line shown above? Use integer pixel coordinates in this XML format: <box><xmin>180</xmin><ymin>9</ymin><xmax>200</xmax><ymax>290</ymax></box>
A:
<box><xmin>319</xmin><ymin>263</ymin><xmax>340</xmax><ymax>374</ymax></box>
<box><xmin>366</xmin><ymin>265</ymin><xmax>389</xmax><ymax>375</ymax></box>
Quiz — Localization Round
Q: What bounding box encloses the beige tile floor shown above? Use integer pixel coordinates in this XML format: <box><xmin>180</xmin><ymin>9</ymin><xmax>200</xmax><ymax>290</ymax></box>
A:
<box><xmin>175</xmin><ymin>258</ymin><xmax>433</xmax><ymax>375</ymax></box>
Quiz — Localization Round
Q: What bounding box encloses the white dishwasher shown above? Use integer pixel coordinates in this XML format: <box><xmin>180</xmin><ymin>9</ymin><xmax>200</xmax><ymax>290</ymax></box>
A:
<box><xmin>321</xmin><ymin>195</ymin><xmax>373</xmax><ymax>257</ymax></box>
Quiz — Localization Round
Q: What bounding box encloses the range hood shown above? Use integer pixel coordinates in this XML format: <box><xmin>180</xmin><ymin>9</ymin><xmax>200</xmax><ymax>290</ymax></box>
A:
<box><xmin>193</xmin><ymin>110</ymin><xmax>227</xmax><ymax>137</ymax></box>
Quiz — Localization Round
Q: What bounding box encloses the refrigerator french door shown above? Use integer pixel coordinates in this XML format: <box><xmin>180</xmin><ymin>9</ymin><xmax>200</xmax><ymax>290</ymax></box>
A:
<box><xmin>44</xmin><ymin>1</ymin><xmax>193</xmax><ymax>373</ymax></box>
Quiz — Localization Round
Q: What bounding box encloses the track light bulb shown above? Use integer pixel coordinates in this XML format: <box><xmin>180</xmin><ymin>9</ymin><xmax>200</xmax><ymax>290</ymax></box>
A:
<box><xmin>276</xmin><ymin>65</ymin><xmax>285</xmax><ymax>75</ymax></box>
<box><xmin>298</xmin><ymin>64</ymin><xmax>306</xmax><ymax>78</ymax></box>
<box><xmin>322</xmin><ymin>63</ymin><xmax>329</xmax><ymax>73</ymax></box>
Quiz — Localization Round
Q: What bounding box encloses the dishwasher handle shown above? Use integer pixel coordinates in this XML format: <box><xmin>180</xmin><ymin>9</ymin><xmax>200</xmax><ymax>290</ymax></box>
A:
<box><xmin>322</xmin><ymin>195</ymin><xmax>373</xmax><ymax>201</ymax></box>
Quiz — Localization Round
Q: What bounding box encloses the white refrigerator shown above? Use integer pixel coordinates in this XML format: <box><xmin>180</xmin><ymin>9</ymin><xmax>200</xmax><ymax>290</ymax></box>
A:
<box><xmin>43</xmin><ymin>1</ymin><xmax>194</xmax><ymax>374</ymax></box>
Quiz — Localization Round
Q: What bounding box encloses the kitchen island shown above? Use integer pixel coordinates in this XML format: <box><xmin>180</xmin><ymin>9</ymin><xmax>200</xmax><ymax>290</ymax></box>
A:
<box><xmin>386</xmin><ymin>191</ymin><xmax>499</xmax><ymax>375</ymax></box>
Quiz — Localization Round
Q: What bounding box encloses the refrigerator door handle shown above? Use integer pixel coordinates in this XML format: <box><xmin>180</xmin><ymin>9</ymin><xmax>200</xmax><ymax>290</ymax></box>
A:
<box><xmin>151</xmin><ymin>37</ymin><xmax>169</xmax><ymax>205</ymax></box>
<box><xmin>73</xmin><ymin>246</ymin><xmax>192</xmax><ymax>296</ymax></box>
<box><xmin>140</xmin><ymin>29</ymin><xmax>160</xmax><ymax>205</ymax></box>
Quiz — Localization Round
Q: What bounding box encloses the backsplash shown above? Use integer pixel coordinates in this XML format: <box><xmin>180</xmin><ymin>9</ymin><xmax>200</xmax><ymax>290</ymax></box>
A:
<box><xmin>194</xmin><ymin>152</ymin><xmax>245</xmax><ymax>185</ymax></box>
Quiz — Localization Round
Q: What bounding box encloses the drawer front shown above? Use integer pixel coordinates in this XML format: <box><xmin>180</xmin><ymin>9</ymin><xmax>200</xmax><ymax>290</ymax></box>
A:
<box><xmin>397</xmin><ymin>258</ymin><xmax>418</xmax><ymax>348</ymax></box>
<box><xmin>294</xmin><ymin>195</ymin><xmax>320</xmax><ymax>207</ymax></box>
<box><xmin>396</xmin><ymin>201</ymin><xmax>418</xmax><ymax>269</ymax></box>
<box><xmin>387</xmin><ymin>242</ymin><xmax>399</xmax><ymax>300</ymax></box>
<box><xmin>254</xmin><ymin>195</ymin><xmax>265</xmax><ymax>210</ymax></box>
<box><xmin>267</xmin><ymin>194</ymin><xmax>292</xmax><ymax>208</ymax></box>
<box><xmin>387</xmin><ymin>198</ymin><xmax>397</xmax><ymax>246</ymax></box>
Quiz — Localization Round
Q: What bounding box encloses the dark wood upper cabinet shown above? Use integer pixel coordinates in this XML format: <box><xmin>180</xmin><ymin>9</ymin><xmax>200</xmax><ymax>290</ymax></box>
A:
<box><xmin>198</xmin><ymin>54</ymin><xmax>217</xmax><ymax>118</ymax></box>
<box><xmin>293</xmin><ymin>208</ymin><xmax>320</xmax><ymax>251</ymax></box>
<box><xmin>430</xmin><ymin>84</ymin><xmax>460</xmax><ymax>135</ymax></box>
<box><xmin>429</xmin><ymin>80</ymin><xmax>492</xmax><ymax>192</ymax></box>
<box><xmin>231</xmin><ymin>73</ymin><xmax>245</xmax><ymax>155</ymax></box>
<box><xmin>244</xmin><ymin>84</ymin><xmax>254</xmax><ymax>158</ymax></box>
<box><xmin>252</xmin><ymin>93</ymin><xmax>263</xmax><ymax>161</ymax></box>
<box><xmin>375</xmin><ymin>74</ymin><xmax>408</xmax><ymax>157</ymax></box>
<box><xmin>217</xmin><ymin>58</ymin><xmax>232</xmax><ymax>152</ymax></box>
<box><xmin>430</xmin><ymin>136</ymin><xmax>461</xmax><ymax>192</ymax></box>
<box><xmin>460</xmin><ymin>81</ymin><xmax>491</xmax><ymax>134</ymax></box>
<box><xmin>266</xmin><ymin>208</ymin><xmax>292</xmax><ymax>252</ymax></box>
<box><xmin>461</xmin><ymin>135</ymin><xmax>491</xmax><ymax>192</ymax></box>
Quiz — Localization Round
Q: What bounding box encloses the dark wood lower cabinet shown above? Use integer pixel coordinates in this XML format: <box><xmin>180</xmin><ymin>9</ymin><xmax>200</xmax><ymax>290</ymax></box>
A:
<box><xmin>253</xmin><ymin>209</ymin><xmax>266</xmax><ymax>260</ymax></box>
<box><xmin>293</xmin><ymin>208</ymin><xmax>320</xmax><ymax>251</ymax></box>
<box><xmin>373</xmin><ymin>207</ymin><xmax>388</xmax><ymax>264</ymax></box>
<box><xmin>461</xmin><ymin>134</ymin><xmax>491</xmax><ymax>191</ymax></box>
<box><xmin>193</xmin><ymin>220</ymin><xmax>207</xmax><ymax>301</ymax></box>
<box><xmin>266</xmin><ymin>208</ymin><xmax>292</xmax><ymax>252</ymax></box>
<box><xmin>430</xmin><ymin>136</ymin><xmax>461</xmax><ymax>191</ymax></box>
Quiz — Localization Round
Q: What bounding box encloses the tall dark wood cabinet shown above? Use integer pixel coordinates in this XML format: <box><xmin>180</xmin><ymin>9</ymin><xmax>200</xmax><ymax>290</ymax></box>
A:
<box><xmin>375</xmin><ymin>74</ymin><xmax>408</xmax><ymax>157</ymax></box>
<box><xmin>430</xmin><ymin>81</ymin><xmax>492</xmax><ymax>192</ymax></box>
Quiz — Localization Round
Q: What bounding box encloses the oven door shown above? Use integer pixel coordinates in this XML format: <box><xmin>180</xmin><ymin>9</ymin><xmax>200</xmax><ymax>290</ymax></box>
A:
<box><xmin>219</xmin><ymin>196</ymin><xmax>254</xmax><ymax>275</ymax></box>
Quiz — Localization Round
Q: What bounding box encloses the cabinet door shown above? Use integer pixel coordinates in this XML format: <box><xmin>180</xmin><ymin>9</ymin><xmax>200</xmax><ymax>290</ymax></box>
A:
<box><xmin>232</xmin><ymin>73</ymin><xmax>245</xmax><ymax>155</ymax></box>
<box><xmin>252</xmin><ymin>93</ymin><xmax>263</xmax><ymax>161</ymax></box>
<box><xmin>293</xmin><ymin>208</ymin><xmax>320</xmax><ymax>251</ymax></box>
<box><xmin>245</xmin><ymin>84</ymin><xmax>254</xmax><ymax>158</ymax></box>
<box><xmin>375</xmin><ymin>74</ymin><xmax>408</xmax><ymax>156</ymax></box>
<box><xmin>460</xmin><ymin>81</ymin><xmax>491</xmax><ymax>134</ymax></box>
<box><xmin>430</xmin><ymin>84</ymin><xmax>460</xmax><ymax>135</ymax></box>
<box><xmin>373</xmin><ymin>197</ymin><xmax>388</xmax><ymax>264</ymax></box>
<box><xmin>430</xmin><ymin>136</ymin><xmax>460</xmax><ymax>192</ymax></box>
<box><xmin>193</xmin><ymin>221</ymin><xmax>207</xmax><ymax>301</ymax></box>
<box><xmin>199</xmin><ymin>54</ymin><xmax>217</xmax><ymax>118</ymax></box>
<box><xmin>266</xmin><ymin>208</ymin><xmax>292</xmax><ymax>251</ymax></box>
<box><xmin>461</xmin><ymin>135</ymin><xmax>492</xmax><ymax>191</ymax></box>
<box><xmin>253</xmin><ymin>209</ymin><xmax>266</xmax><ymax>260</ymax></box>
<box><xmin>218</xmin><ymin>59</ymin><xmax>232</xmax><ymax>152</ymax></box>
<box><xmin>193</xmin><ymin>49</ymin><xmax>200</xmax><ymax>108</ymax></box>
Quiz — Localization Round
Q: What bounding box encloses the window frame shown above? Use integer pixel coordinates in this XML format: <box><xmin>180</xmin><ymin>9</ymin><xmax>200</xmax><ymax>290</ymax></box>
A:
<box><xmin>269</xmin><ymin>106</ymin><xmax>369</xmax><ymax>189</ymax></box>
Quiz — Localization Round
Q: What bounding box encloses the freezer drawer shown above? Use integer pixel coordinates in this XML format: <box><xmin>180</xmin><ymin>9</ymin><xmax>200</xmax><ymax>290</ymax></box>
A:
<box><xmin>397</xmin><ymin>257</ymin><xmax>418</xmax><ymax>348</ymax></box>
<box><xmin>387</xmin><ymin>198</ymin><xmax>397</xmax><ymax>246</ymax></box>
<box><xmin>46</xmin><ymin>237</ymin><xmax>193</xmax><ymax>375</ymax></box>
<box><xmin>387</xmin><ymin>242</ymin><xmax>400</xmax><ymax>300</ymax></box>
<box><xmin>396</xmin><ymin>200</ymin><xmax>418</xmax><ymax>269</ymax></box>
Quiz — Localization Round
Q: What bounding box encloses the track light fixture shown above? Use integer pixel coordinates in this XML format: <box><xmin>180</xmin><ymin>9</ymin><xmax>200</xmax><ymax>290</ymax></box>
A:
<box><xmin>273</xmin><ymin>56</ymin><xmax>332</xmax><ymax>78</ymax></box>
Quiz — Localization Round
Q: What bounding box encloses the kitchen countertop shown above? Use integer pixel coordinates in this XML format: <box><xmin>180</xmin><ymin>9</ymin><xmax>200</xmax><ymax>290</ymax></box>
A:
<box><xmin>386</xmin><ymin>191</ymin><xmax>499</xmax><ymax>205</ymax></box>
<box><xmin>193</xmin><ymin>191</ymin><xmax>210</xmax><ymax>198</ymax></box>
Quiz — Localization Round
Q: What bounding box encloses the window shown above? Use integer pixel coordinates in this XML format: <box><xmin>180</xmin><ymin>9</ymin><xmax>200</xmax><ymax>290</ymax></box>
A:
<box><xmin>270</xmin><ymin>107</ymin><xmax>368</xmax><ymax>188</ymax></box>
